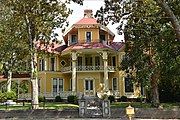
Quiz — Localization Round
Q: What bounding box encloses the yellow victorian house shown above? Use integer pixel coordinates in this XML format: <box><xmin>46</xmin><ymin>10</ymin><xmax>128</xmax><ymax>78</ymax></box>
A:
<box><xmin>36</xmin><ymin>9</ymin><xmax>143</xmax><ymax>100</ymax></box>
<box><xmin>0</xmin><ymin>9</ymin><xmax>143</xmax><ymax>100</ymax></box>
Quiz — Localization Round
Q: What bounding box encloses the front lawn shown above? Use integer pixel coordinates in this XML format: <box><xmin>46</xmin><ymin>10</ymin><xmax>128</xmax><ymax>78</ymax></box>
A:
<box><xmin>111</xmin><ymin>102</ymin><xmax>180</xmax><ymax>108</ymax></box>
<box><xmin>0</xmin><ymin>102</ymin><xmax>79</xmax><ymax>110</ymax></box>
<box><xmin>0</xmin><ymin>101</ymin><xmax>179</xmax><ymax>110</ymax></box>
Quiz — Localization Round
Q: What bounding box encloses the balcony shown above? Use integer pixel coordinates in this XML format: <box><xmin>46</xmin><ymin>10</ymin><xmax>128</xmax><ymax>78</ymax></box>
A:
<box><xmin>61</xmin><ymin>65</ymin><xmax>116</xmax><ymax>73</ymax></box>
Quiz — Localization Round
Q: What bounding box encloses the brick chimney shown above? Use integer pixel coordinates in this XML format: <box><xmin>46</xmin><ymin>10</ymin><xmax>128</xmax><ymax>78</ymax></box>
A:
<box><xmin>84</xmin><ymin>9</ymin><xmax>93</xmax><ymax>18</ymax></box>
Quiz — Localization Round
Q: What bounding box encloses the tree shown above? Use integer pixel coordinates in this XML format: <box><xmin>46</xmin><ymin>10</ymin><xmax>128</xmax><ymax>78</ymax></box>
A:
<box><xmin>0</xmin><ymin>4</ymin><xmax>29</xmax><ymax>93</ymax></box>
<box><xmin>155</xmin><ymin>0</ymin><xmax>180</xmax><ymax>41</ymax></box>
<box><xmin>1</xmin><ymin>0</ymin><xmax>82</xmax><ymax>109</ymax></box>
<box><xmin>95</xmin><ymin>0</ymin><xmax>179</xmax><ymax>107</ymax></box>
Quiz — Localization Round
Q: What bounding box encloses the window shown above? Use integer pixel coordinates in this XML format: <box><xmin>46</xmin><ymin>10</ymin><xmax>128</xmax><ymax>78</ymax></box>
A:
<box><xmin>85</xmin><ymin>80</ymin><xmax>93</xmax><ymax>91</ymax></box>
<box><xmin>39</xmin><ymin>59</ymin><xmax>44</xmax><ymax>71</ymax></box>
<box><xmin>112</xmin><ymin>56</ymin><xmax>116</xmax><ymax>67</ymax></box>
<box><xmin>52</xmin><ymin>78</ymin><xmax>64</xmax><ymax>96</ymax></box>
<box><xmin>86</xmin><ymin>32</ymin><xmax>91</xmax><ymax>42</ymax></box>
<box><xmin>59</xmin><ymin>78</ymin><xmax>63</xmax><ymax>91</ymax></box>
<box><xmin>53</xmin><ymin>78</ymin><xmax>57</xmax><ymax>96</ymax></box>
<box><xmin>95</xmin><ymin>56</ymin><xmax>100</xmax><ymax>66</ymax></box>
<box><xmin>85</xmin><ymin>56</ymin><xmax>92</xmax><ymax>66</ymax></box>
<box><xmin>95</xmin><ymin>56</ymin><xmax>100</xmax><ymax>70</ymax></box>
<box><xmin>90</xmin><ymin>80</ymin><xmax>93</xmax><ymax>90</ymax></box>
<box><xmin>50</xmin><ymin>58</ymin><xmax>55</xmax><ymax>71</ymax></box>
<box><xmin>100</xmin><ymin>35</ymin><xmax>105</xmax><ymax>43</ymax></box>
<box><xmin>125</xmin><ymin>77</ymin><xmax>134</xmax><ymax>92</ymax></box>
<box><xmin>85</xmin><ymin>80</ymin><xmax>89</xmax><ymax>90</ymax></box>
<box><xmin>112</xmin><ymin>78</ymin><xmax>117</xmax><ymax>90</ymax></box>
<box><xmin>60</xmin><ymin>60</ymin><xmax>66</xmax><ymax>67</ymax></box>
<box><xmin>71</xmin><ymin>35</ymin><xmax>77</xmax><ymax>44</ymax></box>
<box><xmin>78</xmin><ymin>57</ymin><xmax>82</xmax><ymax>66</ymax></box>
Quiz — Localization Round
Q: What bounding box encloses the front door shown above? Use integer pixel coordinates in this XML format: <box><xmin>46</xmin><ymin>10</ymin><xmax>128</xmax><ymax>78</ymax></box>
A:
<box><xmin>84</xmin><ymin>80</ymin><xmax>94</xmax><ymax>96</ymax></box>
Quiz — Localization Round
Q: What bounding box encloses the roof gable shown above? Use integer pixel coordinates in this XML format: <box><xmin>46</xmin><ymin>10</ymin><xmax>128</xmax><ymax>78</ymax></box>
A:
<box><xmin>75</xmin><ymin>18</ymin><xmax>99</xmax><ymax>25</ymax></box>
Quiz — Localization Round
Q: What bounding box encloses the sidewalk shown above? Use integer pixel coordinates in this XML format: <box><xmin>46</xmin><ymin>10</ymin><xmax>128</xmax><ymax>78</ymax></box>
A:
<box><xmin>1</xmin><ymin>118</ymin><xmax>179</xmax><ymax>120</ymax></box>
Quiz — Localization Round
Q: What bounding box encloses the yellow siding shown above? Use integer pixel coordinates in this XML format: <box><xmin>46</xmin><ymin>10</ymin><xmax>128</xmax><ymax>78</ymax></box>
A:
<box><xmin>77</xmin><ymin>72</ymin><xmax>101</xmax><ymax>94</ymax></box>
<box><xmin>78</xmin><ymin>28</ymin><xmax>99</xmax><ymax>42</ymax></box>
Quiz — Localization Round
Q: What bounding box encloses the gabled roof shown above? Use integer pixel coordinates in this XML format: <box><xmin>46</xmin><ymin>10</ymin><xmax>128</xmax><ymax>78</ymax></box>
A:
<box><xmin>36</xmin><ymin>41</ymin><xmax>62</xmax><ymax>54</ymax></box>
<box><xmin>55</xmin><ymin>42</ymin><xmax>125</xmax><ymax>52</ymax></box>
<box><xmin>75</xmin><ymin>18</ymin><xmax>99</xmax><ymax>25</ymax></box>
<box><xmin>110</xmin><ymin>42</ymin><xmax>125</xmax><ymax>51</ymax></box>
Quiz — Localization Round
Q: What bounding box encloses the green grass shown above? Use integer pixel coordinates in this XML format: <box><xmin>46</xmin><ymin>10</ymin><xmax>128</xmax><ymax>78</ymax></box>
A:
<box><xmin>110</xmin><ymin>102</ymin><xmax>180</xmax><ymax>108</ymax></box>
<box><xmin>0</xmin><ymin>102</ymin><xmax>79</xmax><ymax>110</ymax></box>
<box><xmin>39</xmin><ymin>102</ymin><xmax>79</xmax><ymax>109</ymax></box>
<box><xmin>110</xmin><ymin>102</ymin><xmax>152</xmax><ymax>108</ymax></box>
<box><xmin>0</xmin><ymin>102</ymin><xmax>179</xmax><ymax>110</ymax></box>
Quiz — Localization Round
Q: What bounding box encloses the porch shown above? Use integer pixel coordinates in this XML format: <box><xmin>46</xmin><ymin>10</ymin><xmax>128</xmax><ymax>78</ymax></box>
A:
<box><xmin>61</xmin><ymin>65</ymin><xmax>116</xmax><ymax>73</ymax></box>
<box><xmin>18</xmin><ymin>90</ymin><xmax>120</xmax><ymax>100</ymax></box>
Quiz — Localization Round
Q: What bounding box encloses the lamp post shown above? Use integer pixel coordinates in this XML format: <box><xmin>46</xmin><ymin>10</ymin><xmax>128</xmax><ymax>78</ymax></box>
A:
<box><xmin>126</xmin><ymin>105</ymin><xmax>135</xmax><ymax>120</ymax></box>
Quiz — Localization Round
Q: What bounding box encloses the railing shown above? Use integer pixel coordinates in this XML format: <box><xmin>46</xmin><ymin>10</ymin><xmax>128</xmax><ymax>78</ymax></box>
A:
<box><xmin>61</xmin><ymin>65</ymin><xmax>116</xmax><ymax>73</ymax></box>
<box><xmin>18</xmin><ymin>91</ymin><xmax>83</xmax><ymax>100</ymax></box>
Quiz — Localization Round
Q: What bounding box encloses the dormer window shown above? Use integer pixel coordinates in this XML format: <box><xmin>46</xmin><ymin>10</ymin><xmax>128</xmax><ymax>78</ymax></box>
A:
<box><xmin>100</xmin><ymin>35</ymin><xmax>105</xmax><ymax>43</ymax></box>
<box><xmin>86</xmin><ymin>32</ymin><xmax>91</xmax><ymax>42</ymax></box>
<box><xmin>71</xmin><ymin>35</ymin><xmax>77</xmax><ymax>44</ymax></box>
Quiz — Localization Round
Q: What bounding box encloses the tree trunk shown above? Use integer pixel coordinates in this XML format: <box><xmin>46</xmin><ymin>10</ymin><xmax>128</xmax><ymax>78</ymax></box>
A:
<box><xmin>7</xmin><ymin>70</ymin><xmax>12</xmax><ymax>92</ymax></box>
<box><xmin>25</xmin><ymin>13</ymin><xmax>39</xmax><ymax>109</ymax></box>
<box><xmin>156</xmin><ymin>0</ymin><xmax>180</xmax><ymax>41</ymax></box>
<box><xmin>151</xmin><ymin>69</ymin><xmax>160</xmax><ymax>107</ymax></box>
<box><xmin>150</xmin><ymin>54</ymin><xmax>160</xmax><ymax>107</ymax></box>
<box><xmin>30</xmin><ymin>51</ymin><xmax>39</xmax><ymax>109</ymax></box>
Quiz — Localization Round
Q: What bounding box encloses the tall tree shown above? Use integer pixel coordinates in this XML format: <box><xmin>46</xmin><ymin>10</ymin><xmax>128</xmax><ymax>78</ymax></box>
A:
<box><xmin>95</xmin><ymin>0</ymin><xmax>179</xmax><ymax>107</ymax></box>
<box><xmin>1</xmin><ymin>0</ymin><xmax>82</xmax><ymax>109</ymax></box>
<box><xmin>0</xmin><ymin>4</ymin><xmax>29</xmax><ymax>92</ymax></box>
<box><xmin>155</xmin><ymin>0</ymin><xmax>180</xmax><ymax>41</ymax></box>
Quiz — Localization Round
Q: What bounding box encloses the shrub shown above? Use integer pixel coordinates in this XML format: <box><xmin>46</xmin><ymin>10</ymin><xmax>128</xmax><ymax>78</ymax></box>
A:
<box><xmin>4</xmin><ymin>91</ymin><xmax>17</xmax><ymax>100</ymax></box>
<box><xmin>0</xmin><ymin>92</ymin><xmax>5</xmax><ymax>101</ymax></box>
<box><xmin>121</xmin><ymin>96</ymin><xmax>127</xmax><ymax>102</ymax></box>
<box><xmin>67</xmin><ymin>95</ymin><xmax>78</xmax><ymax>104</ymax></box>
<box><xmin>108</xmin><ymin>95</ymin><xmax>115</xmax><ymax>103</ymax></box>
<box><xmin>136</xmin><ymin>96</ymin><xmax>143</xmax><ymax>102</ymax></box>
<box><xmin>55</xmin><ymin>96</ymin><xmax>62</xmax><ymax>102</ymax></box>
<box><xmin>39</xmin><ymin>96</ymin><xmax>45</xmax><ymax>102</ymax></box>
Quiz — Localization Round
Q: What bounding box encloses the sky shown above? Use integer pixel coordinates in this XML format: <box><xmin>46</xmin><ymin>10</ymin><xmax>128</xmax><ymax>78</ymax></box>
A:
<box><xmin>56</xmin><ymin>0</ymin><xmax>124</xmax><ymax>42</ymax></box>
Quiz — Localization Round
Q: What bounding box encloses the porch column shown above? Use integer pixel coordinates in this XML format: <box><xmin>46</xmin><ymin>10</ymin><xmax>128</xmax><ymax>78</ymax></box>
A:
<box><xmin>72</xmin><ymin>51</ymin><xmax>77</xmax><ymax>92</ymax></box>
<box><xmin>103</xmin><ymin>51</ymin><xmax>109</xmax><ymax>92</ymax></box>
<box><xmin>44</xmin><ymin>58</ymin><xmax>48</xmax><ymax>71</ymax></box>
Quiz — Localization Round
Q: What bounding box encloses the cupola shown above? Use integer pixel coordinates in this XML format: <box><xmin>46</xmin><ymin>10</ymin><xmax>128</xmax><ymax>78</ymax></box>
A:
<box><xmin>84</xmin><ymin>9</ymin><xmax>93</xmax><ymax>18</ymax></box>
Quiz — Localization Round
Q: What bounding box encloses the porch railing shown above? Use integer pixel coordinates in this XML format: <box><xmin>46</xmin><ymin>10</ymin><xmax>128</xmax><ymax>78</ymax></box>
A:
<box><xmin>18</xmin><ymin>91</ymin><xmax>83</xmax><ymax>100</ymax></box>
<box><xmin>61</xmin><ymin>65</ymin><xmax>116</xmax><ymax>73</ymax></box>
